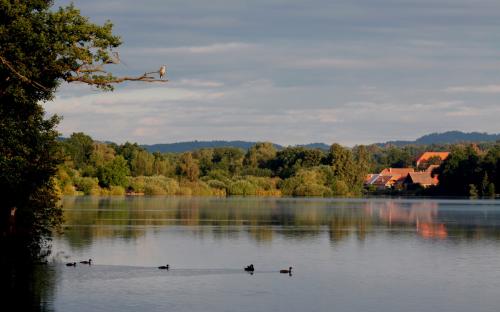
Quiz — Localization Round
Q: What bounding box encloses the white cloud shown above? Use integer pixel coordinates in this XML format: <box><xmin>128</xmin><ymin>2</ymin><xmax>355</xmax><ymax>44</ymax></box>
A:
<box><xmin>175</xmin><ymin>79</ymin><xmax>224</xmax><ymax>88</ymax></box>
<box><xmin>132</xmin><ymin>42</ymin><xmax>255</xmax><ymax>55</ymax></box>
<box><xmin>444</xmin><ymin>84</ymin><xmax>500</xmax><ymax>93</ymax></box>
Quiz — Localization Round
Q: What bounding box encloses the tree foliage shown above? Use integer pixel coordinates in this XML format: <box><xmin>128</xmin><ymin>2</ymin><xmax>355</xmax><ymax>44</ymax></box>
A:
<box><xmin>0</xmin><ymin>0</ymin><xmax>161</xmax><ymax>261</ymax></box>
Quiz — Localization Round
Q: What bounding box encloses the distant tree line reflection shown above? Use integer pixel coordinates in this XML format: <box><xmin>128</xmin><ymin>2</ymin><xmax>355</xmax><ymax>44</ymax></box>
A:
<box><xmin>60</xmin><ymin>197</ymin><xmax>500</xmax><ymax>248</ymax></box>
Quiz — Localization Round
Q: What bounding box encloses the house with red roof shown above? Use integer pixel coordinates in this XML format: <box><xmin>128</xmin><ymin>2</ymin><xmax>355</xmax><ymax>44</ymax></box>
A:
<box><xmin>404</xmin><ymin>172</ymin><xmax>439</xmax><ymax>188</ymax></box>
<box><xmin>415</xmin><ymin>152</ymin><xmax>450</xmax><ymax>168</ymax></box>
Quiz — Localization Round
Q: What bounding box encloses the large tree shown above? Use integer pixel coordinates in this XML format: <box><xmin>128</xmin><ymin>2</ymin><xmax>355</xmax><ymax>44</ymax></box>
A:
<box><xmin>0</xmin><ymin>1</ymin><xmax>165</xmax><ymax>261</ymax></box>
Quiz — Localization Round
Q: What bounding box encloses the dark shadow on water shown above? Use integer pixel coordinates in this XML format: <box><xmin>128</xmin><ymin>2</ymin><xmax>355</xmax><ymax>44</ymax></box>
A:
<box><xmin>0</xmin><ymin>261</ymin><xmax>57</xmax><ymax>312</ymax></box>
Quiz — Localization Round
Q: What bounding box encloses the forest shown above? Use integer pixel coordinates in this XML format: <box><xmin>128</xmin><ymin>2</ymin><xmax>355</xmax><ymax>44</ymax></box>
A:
<box><xmin>56</xmin><ymin>133</ymin><xmax>500</xmax><ymax>198</ymax></box>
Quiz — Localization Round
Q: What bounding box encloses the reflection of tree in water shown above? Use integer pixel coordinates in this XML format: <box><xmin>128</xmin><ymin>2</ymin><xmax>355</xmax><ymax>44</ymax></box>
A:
<box><xmin>60</xmin><ymin>197</ymin><xmax>500</xmax><ymax>249</ymax></box>
<box><xmin>1</xmin><ymin>263</ymin><xmax>57</xmax><ymax>312</ymax></box>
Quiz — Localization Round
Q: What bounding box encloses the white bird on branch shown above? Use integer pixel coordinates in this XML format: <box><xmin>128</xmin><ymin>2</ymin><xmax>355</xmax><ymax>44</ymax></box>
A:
<box><xmin>159</xmin><ymin>65</ymin><xmax>167</xmax><ymax>79</ymax></box>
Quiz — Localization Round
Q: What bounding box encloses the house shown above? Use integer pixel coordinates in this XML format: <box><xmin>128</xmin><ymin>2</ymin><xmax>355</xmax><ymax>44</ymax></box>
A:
<box><xmin>364</xmin><ymin>174</ymin><xmax>379</xmax><ymax>185</ymax></box>
<box><xmin>380</xmin><ymin>167</ymin><xmax>415</xmax><ymax>176</ymax></box>
<box><xmin>371</xmin><ymin>175</ymin><xmax>400</xmax><ymax>190</ymax></box>
<box><xmin>365</xmin><ymin>168</ymin><xmax>415</xmax><ymax>190</ymax></box>
<box><xmin>380</xmin><ymin>168</ymin><xmax>415</xmax><ymax>189</ymax></box>
<box><xmin>404</xmin><ymin>172</ymin><xmax>439</xmax><ymax>188</ymax></box>
<box><xmin>415</xmin><ymin>152</ymin><xmax>450</xmax><ymax>168</ymax></box>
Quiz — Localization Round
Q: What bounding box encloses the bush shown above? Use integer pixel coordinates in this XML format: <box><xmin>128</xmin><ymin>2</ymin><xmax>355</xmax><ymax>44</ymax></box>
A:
<box><xmin>129</xmin><ymin>176</ymin><xmax>179</xmax><ymax>195</ymax></box>
<box><xmin>179</xmin><ymin>181</ymin><xmax>213</xmax><ymax>195</ymax></box>
<box><xmin>228</xmin><ymin>180</ymin><xmax>258</xmax><ymax>195</ymax></box>
<box><xmin>207</xmin><ymin>179</ymin><xmax>227</xmax><ymax>190</ymax></box>
<box><xmin>332</xmin><ymin>180</ymin><xmax>349</xmax><ymax>196</ymax></box>
<box><xmin>75</xmin><ymin>177</ymin><xmax>100</xmax><ymax>195</ymax></box>
<box><xmin>144</xmin><ymin>184</ymin><xmax>167</xmax><ymax>195</ymax></box>
<box><xmin>109</xmin><ymin>185</ymin><xmax>125</xmax><ymax>196</ymax></box>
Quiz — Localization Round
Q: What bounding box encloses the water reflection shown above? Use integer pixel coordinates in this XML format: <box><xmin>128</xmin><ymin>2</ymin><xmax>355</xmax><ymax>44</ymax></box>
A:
<box><xmin>60</xmin><ymin>197</ymin><xmax>500</xmax><ymax>248</ymax></box>
<box><xmin>1</xmin><ymin>262</ymin><xmax>57</xmax><ymax>312</ymax></box>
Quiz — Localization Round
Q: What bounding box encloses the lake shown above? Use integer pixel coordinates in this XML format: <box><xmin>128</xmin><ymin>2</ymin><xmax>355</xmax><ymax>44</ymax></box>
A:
<box><xmin>24</xmin><ymin>197</ymin><xmax>500</xmax><ymax>311</ymax></box>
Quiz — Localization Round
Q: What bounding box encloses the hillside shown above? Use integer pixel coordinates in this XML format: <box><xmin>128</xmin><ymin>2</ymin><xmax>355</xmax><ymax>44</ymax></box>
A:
<box><xmin>141</xmin><ymin>141</ymin><xmax>331</xmax><ymax>153</ymax></box>
<box><xmin>382</xmin><ymin>131</ymin><xmax>500</xmax><ymax>146</ymax></box>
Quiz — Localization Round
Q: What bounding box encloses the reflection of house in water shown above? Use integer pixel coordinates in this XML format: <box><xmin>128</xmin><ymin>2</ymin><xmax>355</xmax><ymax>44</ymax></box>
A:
<box><xmin>362</xmin><ymin>200</ymin><xmax>447</xmax><ymax>238</ymax></box>
<box><xmin>416</xmin><ymin>222</ymin><xmax>447</xmax><ymax>239</ymax></box>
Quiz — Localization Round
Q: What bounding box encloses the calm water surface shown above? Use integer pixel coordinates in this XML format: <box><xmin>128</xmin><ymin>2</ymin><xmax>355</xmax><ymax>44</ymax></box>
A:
<box><xmin>42</xmin><ymin>197</ymin><xmax>500</xmax><ymax>311</ymax></box>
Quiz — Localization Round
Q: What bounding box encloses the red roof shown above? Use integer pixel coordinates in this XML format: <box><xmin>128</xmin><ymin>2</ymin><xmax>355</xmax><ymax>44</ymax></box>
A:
<box><xmin>406</xmin><ymin>172</ymin><xmax>439</xmax><ymax>186</ymax></box>
<box><xmin>372</xmin><ymin>175</ymin><xmax>399</xmax><ymax>187</ymax></box>
<box><xmin>416</xmin><ymin>152</ymin><xmax>450</xmax><ymax>165</ymax></box>
<box><xmin>380</xmin><ymin>168</ymin><xmax>414</xmax><ymax>176</ymax></box>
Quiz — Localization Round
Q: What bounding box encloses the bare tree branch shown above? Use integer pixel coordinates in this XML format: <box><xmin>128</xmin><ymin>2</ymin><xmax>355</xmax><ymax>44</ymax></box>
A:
<box><xmin>65</xmin><ymin>72</ymin><xmax>168</xmax><ymax>85</ymax></box>
<box><xmin>0</xmin><ymin>55</ymin><xmax>50</xmax><ymax>91</ymax></box>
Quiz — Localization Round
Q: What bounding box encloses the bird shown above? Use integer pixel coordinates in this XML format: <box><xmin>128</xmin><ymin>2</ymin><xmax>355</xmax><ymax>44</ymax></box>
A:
<box><xmin>244</xmin><ymin>264</ymin><xmax>255</xmax><ymax>272</ymax></box>
<box><xmin>158</xmin><ymin>264</ymin><xmax>170</xmax><ymax>270</ymax></box>
<box><xmin>159</xmin><ymin>65</ymin><xmax>166</xmax><ymax>79</ymax></box>
<box><xmin>280</xmin><ymin>267</ymin><xmax>292</xmax><ymax>274</ymax></box>
<box><xmin>80</xmin><ymin>259</ymin><xmax>92</xmax><ymax>265</ymax></box>
<box><xmin>66</xmin><ymin>262</ymin><xmax>76</xmax><ymax>267</ymax></box>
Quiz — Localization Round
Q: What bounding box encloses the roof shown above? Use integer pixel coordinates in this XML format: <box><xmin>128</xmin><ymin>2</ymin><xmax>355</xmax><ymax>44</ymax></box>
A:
<box><xmin>426</xmin><ymin>165</ymin><xmax>440</xmax><ymax>172</ymax></box>
<box><xmin>364</xmin><ymin>174</ymin><xmax>379</xmax><ymax>184</ymax></box>
<box><xmin>406</xmin><ymin>172</ymin><xmax>439</xmax><ymax>186</ymax></box>
<box><xmin>416</xmin><ymin>152</ymin><xmax>450</xmax><ymax>164</ymax></box>
<box><xmin>380</xmin><ymin>168</ymin><xmax>414</xmax><ymax>176</ymax></box>
<box><xmin>372</xmin><ymin>175</ymin><xmax>399</xmax><ymax>186</ymax></box>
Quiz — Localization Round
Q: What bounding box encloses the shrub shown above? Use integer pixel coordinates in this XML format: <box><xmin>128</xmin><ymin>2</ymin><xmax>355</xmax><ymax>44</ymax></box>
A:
<box><xmin>228</xmin><ymin>180</ymin><xmax>258</xmax><ymax>196</ymax></box>
<box><xmin>109</xmin><ymin>185</ymin><xmax>125</xmax><ymax>196</ymax></box>
<box><xmin>75</xmin><ymin>177</ymin><xmax>100</xmax><ymax>195</ymax></box>
<box><xmin>144</xmin><ymin>184</ymin><xmax>167</xmax><ymax>195</ymax></box>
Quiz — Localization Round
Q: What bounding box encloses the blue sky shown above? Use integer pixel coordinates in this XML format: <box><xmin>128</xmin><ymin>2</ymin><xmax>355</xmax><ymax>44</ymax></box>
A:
<box><xmin>48</xmin><ymin>0</ymin><xmax>500</xmax><ymax>145</ymax></box>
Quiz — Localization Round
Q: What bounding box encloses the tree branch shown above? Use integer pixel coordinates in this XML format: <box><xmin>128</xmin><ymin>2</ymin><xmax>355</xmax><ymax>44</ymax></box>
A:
<box><xmin>65</xmin><ymin>72</ymin><xmax>168</xmax><ymax>85</ymax></box>
<box><xmin>0</xmin><ymin>55</ymin><xmax>50</xmax><ymax>91</ymax></box>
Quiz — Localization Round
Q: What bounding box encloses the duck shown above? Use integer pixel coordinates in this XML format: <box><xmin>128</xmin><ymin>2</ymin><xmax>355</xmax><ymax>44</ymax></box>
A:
<box><xmin>80</xmin><ymin>259</ymin><xmax>92</xmax><ymax>265</ymax></box>
<box><xmin>66</xmin><ymin>262</ymin><xmax>76</xmax><ymax>267</ymax></box>
<box><xmin>280</xmin><ymin>267</ymin><xmax>292</xmax><ymax>274</ymax></box>
<box><xmin>158</xmin><ymin>264</ymin><xmax>170</xmax><ymax>270</ymax></box>
<box><xmin>244</xmin><ymin>264</ymin><xmax>254</xmax><ymax>272</ymax></box>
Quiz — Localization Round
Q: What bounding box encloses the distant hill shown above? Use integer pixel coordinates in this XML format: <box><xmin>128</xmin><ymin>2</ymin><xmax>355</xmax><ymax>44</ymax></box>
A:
<box><xmin>382</xmin><ymin>131</ymin><xmax>500</xmax><ymax>146</ymax></box>
<box><xmin>142</xmin><ymin>141</ymin><xmax>331</xmax><ymax>153</ymax></box>
<box><xmin>298</xmin><ymin>143</ymin><xmax>331</xmax><ymax>150</ymax></box>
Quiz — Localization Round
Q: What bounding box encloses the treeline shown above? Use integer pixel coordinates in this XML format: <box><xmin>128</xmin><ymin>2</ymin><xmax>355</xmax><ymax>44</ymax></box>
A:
<box><xmin>56</xmin><ymin>133</ymin><xmax>370</xmax><ymax>197</ymax></box>
<box><xmin>434</xmin><ymin>145</ymin><xmax>499</xmax><ymax>197</ymax></box>
<box><xmin>55</xmin><ymin>133</ymin><xmax>500</xmax><ymax>197</ymax></box>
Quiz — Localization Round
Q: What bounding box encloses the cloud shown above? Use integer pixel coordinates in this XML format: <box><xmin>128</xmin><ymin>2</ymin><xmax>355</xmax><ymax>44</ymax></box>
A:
<box><xmin>290</xmin><ymin>58</ymin><xmax>374</xmax><ymax>69</ymax></box>
<box><xmin>49</xmin><ymin>0</ymin><xmax>500</xmax><ymax>145</ymax></box>
<box><xmin>174</xmin><ymin>79</ymin><xmax>224</xmax><ymax>88</ymax></box>
<box><xmin>444</xmin><ymin>84</ymin><xmax>500</xmax><ymax>93</ymax></box>
<box><xmin>132</xmin><ymin>42</ymin><xmax>255</xmax><ymax>55</ymax></box>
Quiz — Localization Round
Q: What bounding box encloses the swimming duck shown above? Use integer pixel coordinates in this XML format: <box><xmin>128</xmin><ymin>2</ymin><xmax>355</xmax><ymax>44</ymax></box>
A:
<box><xmin>244</xmin><ymin>264</ymin><xmax>254</xmax><ymax>272</ymax></box>
<box><xmin>158</xmin><ymin>264</ymin><xmax>170</xmax><ymax>270</ymax></box>
<box><xmin>66</xmin><ymin>262</ymin><xmax>76</xmax><ymax>267</ymax></box>
<box><xmin>280</xmin><ymin>267</ymin><xmax>292</xmax><ymax>274</ymax></box>
<box><xmin>80</xmin><ymin>259</ymin><xmax>92</xmax><ymax>265</ymax></box>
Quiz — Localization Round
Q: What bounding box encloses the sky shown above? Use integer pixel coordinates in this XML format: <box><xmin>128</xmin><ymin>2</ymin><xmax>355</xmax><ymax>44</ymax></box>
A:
<box><xmin>48</xmin><ymin>0</ymin><xmax>500</xmax><ymax>146</ymax></box>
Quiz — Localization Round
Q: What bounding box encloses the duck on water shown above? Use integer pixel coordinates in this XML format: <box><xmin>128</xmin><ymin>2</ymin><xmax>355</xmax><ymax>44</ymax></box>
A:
<box><xmin>280</xmin><ymin>267</ymin><xmax>292</xmax><ymax>274</ymax></box>
<box><xmin>158</xmin><ymin>264</ymin><xmax>170</xmax><ymax>270</ymax></box>
<box><xmin>244</xmin><ymin>264</ymin><xmax>254</xmax><ymax>272</ymax></box>
<box><xmin>80</xmin><ymin>259</ymin><xmax>92</xmax><ymax>265</ymax></box>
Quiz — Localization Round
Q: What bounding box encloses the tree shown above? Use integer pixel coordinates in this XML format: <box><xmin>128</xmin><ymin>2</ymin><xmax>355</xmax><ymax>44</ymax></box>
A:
<box><xmin>96</xmin><ymin>156</ymin><xmax>130</xmax><ymax>188</ymax></box>
<box><xmin>244</xmin><ymin>142</ymin><xmax>277</xmax><ymax>168</ymax></box>
<box><xmin>270</xmin><ymin>147</ymin><xmax>325</xmax><ymax>178</ymax></box>
<box><xmin>177</xmin><ymin>152</ymin><xmax>200</xmax><ymax>182</ymax></box>
<box><xmin>62</xmin><ymin>132</ymin><xmax>94</xmax><ymax>169</ymax></box>
<box><xmin>435</xmin><ymin>146</ymin><xmax>482</xmax><ymax>196</ymax></box>
<box><xmin>0</xmin><ymin>1</ymin><xmax>166</xmax><ymax>261</ymax></box>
